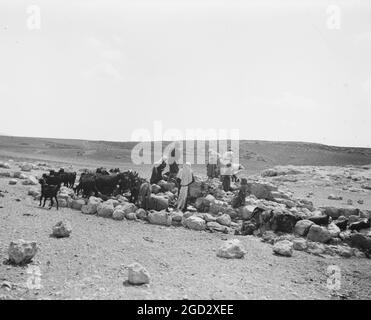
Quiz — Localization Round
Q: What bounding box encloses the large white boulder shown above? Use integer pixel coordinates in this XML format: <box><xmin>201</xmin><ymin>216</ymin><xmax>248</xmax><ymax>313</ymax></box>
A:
<box><xmin>216</xmin><ymin>214</ymin><xmax>231</xmax><ymax>227</ymax></box>
<box><xmin>183</xmin><ymin>216</ymin><xmax>206</xmax><ymax>231</ymax></box>
<box><xmin>71</xmin><ymin>199</ymin><xmax>85</xmax><ymax>210</ymax></box>
<box><xmin>97</xmin><ymin>203</ymin><xmax>114</xmax><ymax>218</ymax></box>
<box><xmin>22</xmin><ymin>176</ymin><xmax>38</xmax><ymax>186</ymax></box>
<box><xmin>328</xmin><ymin>222</ymin><xmax>341</xmax><ymax>238</ymax></box>
<box><xmin>128</xmin><ymin>263</ymin><xmax>150</xmax><ymax>285</ymax></box>
<box><xmin>147</xmin><ymin>210</ymin><xmax>172</xmax><ymax>226</ymax></box>
<box><xmin>8</xmin><ymin>239</ymin><xmax>37</xmax><ymax>264</ymax></box>
<box><xmin>216</xmin><ymin>239</ymin><xmax>246</xmax><ymax>259</ymax></box>
<box><xmin>294</xmin><ymin>219</ymin><xmax>314</xmax><ymax>236</ymax></box>
<box><xmin>273</xmin><ymin>240</ymin><xmax>293</xmax><ymax>257</ymax></box>
<box><xmin>81</xmin><ymin>196</ymin><xmax>101</xmax><ymax>215</ymax></box>
<box><xmin>112</xmin><ymin>208</ymin><xmax>125</xmax><ymax>220</ymax></box>
<box><xmin>307</xmin><ymin>225</ymin><xmax>332</xmax><ymax>243</ymax></box>
<box><xmin>52</xmin><ymin>221</ymin><xmax>72</xmax><ymax>238</ymax></box>
<box><xmin>135</xmin><ymin>208</ymin><xmax>148</xmax><ymax>220</ymax></box>
<box><xmin>20</xmin><ymin>163</ymin><xmax>32</xmax><ymax>172</ymax></box>
<box><xmin>293</xmin><ymin>238</ymin><xmax>307</xmax><ymax>251</ymax></box>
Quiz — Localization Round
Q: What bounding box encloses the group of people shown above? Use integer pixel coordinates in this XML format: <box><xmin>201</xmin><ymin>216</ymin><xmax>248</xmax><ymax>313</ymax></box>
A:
<box><xmin>207</xmin><ymin>147</ymin><xmax>244</xmax><ymax>192</ymax></box>
<box><xmin>149</xmin><ymin>147</ymin><xmax>244</xmax><ymax>212</ymax></box>
<box><xmin>149</xmin><ymin>148</ymin><xmax>194</xmax><ymax>212</ymax></box>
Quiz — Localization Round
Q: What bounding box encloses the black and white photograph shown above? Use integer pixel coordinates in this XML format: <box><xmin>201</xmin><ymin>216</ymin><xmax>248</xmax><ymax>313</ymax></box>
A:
<box><xmin>0</xmin><ymin>0</ymin><xmax>371</xmax><ymax>304</ymax></box>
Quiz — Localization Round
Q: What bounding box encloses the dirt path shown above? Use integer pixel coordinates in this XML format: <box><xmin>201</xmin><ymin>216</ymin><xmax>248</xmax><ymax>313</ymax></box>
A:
<box><xmin>1</xmin><ymin>181</ymin><xmax>370</xmax><ymax>300</ymax></box>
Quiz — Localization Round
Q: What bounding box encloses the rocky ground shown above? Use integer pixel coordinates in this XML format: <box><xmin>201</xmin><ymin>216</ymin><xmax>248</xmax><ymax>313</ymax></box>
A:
<box><xmin>0</xmin><ymin>159</ymin><xmax>371</xmax><ymax>300</ymax></box>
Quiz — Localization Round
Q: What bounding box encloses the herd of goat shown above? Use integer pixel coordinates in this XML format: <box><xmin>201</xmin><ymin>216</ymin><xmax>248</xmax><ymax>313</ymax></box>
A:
<box><xmin>39</xmin><ymin>167</ymin><xmax>148</xmax><ymax>210</ymax></box>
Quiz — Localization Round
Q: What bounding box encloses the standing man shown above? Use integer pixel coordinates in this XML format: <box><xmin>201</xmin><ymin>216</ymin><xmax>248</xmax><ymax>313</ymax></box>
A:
<box><xmin>176</xmin><ymin>162</ymin><xmax>194</xmax><ymax>211</ymax></box>
<box><xmin>220</xmin><ymin>147</ymin><xmax>234</xmax><ymax>192</ymax></box>
<box><xmin>207</xmin><ymin>149</ymin><xmax>220</xmax><ymax>179</ymax></box>
<box><xmin>150</xmin><ymin>156</ymin><xmax>167</xmax><ymax>184</ymax></box>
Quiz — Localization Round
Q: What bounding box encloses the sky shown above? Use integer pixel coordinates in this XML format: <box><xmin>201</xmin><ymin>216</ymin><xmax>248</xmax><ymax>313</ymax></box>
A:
<box><xmin>0</xmin><ymin>0</ymin><xmax>370</xmax><ymax>147</ymax></box>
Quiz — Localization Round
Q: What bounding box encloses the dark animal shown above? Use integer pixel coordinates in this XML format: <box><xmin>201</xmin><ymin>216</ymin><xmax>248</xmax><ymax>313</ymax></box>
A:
<box><xmin>42</xmin><ymin>173</ymin><xmax>62</xmax><ymax>187</ymax></box>
<box><xmin>95</xmin><ymin>172</ymin><xmax>127</xmax><ymax>196</ymax></box>
<box><xmin>74</xmin><ymin>172</ymin><xmax>98</xmax><ymax>198</ymax></box>
<box><xmin>120</xmin><ymin>171</ymin><xmax>147</xmax><ymax>204</ymax></box>
<box><xmin>57</xmin><ymin>169</ymin><xmax>77</xmax><ymax>188</ymax></box>
<box><xmin>96</xmin><ymin>167</ymin><xmax>110</xmax><ymax>175</ymax></box>
<box><xmin>109</xmin><ymin>168</ymin><xmax>121</xmax><ymax>174</ymax></box>
<box><xmin>39</xmin><ymin>178</ymin><xmax>60</xmax><ymax>210</ymax></box>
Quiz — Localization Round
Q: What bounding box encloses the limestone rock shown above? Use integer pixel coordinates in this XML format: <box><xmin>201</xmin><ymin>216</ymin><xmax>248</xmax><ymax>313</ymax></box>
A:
<box><xmin>327</xmin><ymin>222</ymin><xmax>341</xmax><ymax>238</ymax></box>
<box><xmin>135</xmin><ymin>208</ymin><xmax>148</xmax><ymax>220</ymax></box>
<box><xmin>8</xmin><ymin>240</ymin><xmax>37</xmax><ymax>264</ymax></box>
<box><xmin>216</xmin><ymin>239</ymin><xmax>245</xmax><ymax>259</ymax></box>
<box><xmin>307</xmin><ymin>225</ymin><xmax>332</xmax><ymax>243</ymax></box>
<box><xmin>147</xmin><ymin>210</ymin><xmax>172</xmax><ymax>226</ymax></box>
<box><xmin>52</xmin><ymin>221</ymin><xmax>72</xmax><ymax>238</ymax></box>
<box><xmin>9</xmin><ymin>179</ymin><xmax>17</xmax><ymax>185</ymax></box>
<box><xmin>97</xmin><ymin>203</ymin><xmax>114</xmax><ymax>218</ymax></box>
<box><xmin>112</xmin><ymin>209</ymin><xmax>125</xmax><ymax>220</ymax></box>
<box><xmin>71</xmin><ymin>199</ymin><xmax>85</xmax><ymax>210</ymax></box>
<box><xmin>216</xmin><ymin>214</ymin><xmax>231</xmax><ymax>227</ymax></box>
<box><xmin>294</xmin><ymin>219</ymin><xmax>314</xmax><ymax>236</ymax></box>
<box><xmin>183</xmin><ymin>216</ymin><xmax>206</xmax><ymax>231</ymax></box>
<box><xmin>128</xmin><ymin>263</ymin><xmax>150</xmax><ymax>285</ymax></box>
<box><xmin>293</xmin><ymin>238</ymin><xmax>307</xmax><ymax>251</ymax></box>
<box><xmin>273</xmin><ymin>240</ymin><xmax>293</xmax><ymax>257</ymax></box>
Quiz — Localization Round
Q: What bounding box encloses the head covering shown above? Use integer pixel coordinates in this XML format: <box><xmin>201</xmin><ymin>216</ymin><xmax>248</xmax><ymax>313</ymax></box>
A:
<box><xmin>154</xmin><ymin>155</ymin><xmax>168</xmax><ymax>168</ymax></box>
<box><xmin>178</xmin><ymin>162</ymin><xmax>193</xmax><ymax>186</ymax></box>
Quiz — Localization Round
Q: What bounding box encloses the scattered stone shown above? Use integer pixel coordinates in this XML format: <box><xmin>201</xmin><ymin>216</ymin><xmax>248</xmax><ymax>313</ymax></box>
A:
<box><xmin>183</xmin><ymin>216</ymin><xmax>206</xmax><ymax>231</ymax></box>
<box><xmin>271</xmin><ymin>211</ymin><xmax>298</xmax><ymax>233</ymax></box>
<box><xmin>28</xmin><ymin>187</ymin><xmax>40</xmax><ymax>197</ymax></box>
<box><xmin>147</xmin><ymin>210</ymin><xmax>172</xmax><ymax>226</ymax></box>
<box><xmin>127</xmin><ymin>263</ymin><xmax>150</xmax><ymax>285</ymax></box>
<box><xmin>81</xmin><ymin>196</ymin><xmax>101</xmax><ymax>215</ymax></box>
<box><xmin>328</xmin><ymin>222</ymin><xmax>341</xmax><ymax>238</ymax></box>
<box><xmin>97</xmin><ymin>203</ymin><xmax>114</xmax><ymax>218</ymax></box>
<box><xmin>170</xmin><ymin>211</ymin><xmax>183</xmax><ymax>225</ymax></box>
<box><xmin>135</xmin><ymin>208</ymin><xmax>148</xmax><ymax>220</ymax></box>
<box><xmin>71</xmin><ymin>199</ymin><xmax>85</xmax><ymax>210</ymax></box>
<box><xmin>0</xmin><ymin>162</ymin><xmax>11</xmax><ymax>169</ymax></box>
<box><xmin>240</xmin><ymin>222</ymin><xmax>257</xmax><ymax>236</ymax></box>
<box><xmin>293</xmin><ymin>238</ymin><xmax>307</xmax><ymax>251</ymax></box>
<box><xmin>20</xmin><ymin>163</ymin><xmax>32</xmax><ymax>172</ymax></box>
<box><xmin>206</xmin><ymin>221</ymin><xmax>229</xmax><ymax>233</ymax></box>
<box><xmin>112</xmin><ymin>208</ymin><xmax>125</xmax><ymax>220</ymax></box>
<box><xmin>273</xmin><ymin>240</ymin><xmax>293</xmax><ymax>257</ymax></box>
<box><xmin>346</xmin><ymin>234</ymin><xmax>371</xmax><ymax>255</ymax></box>
<box><xmin>52</xmin><ymin>221</ymin><xmax>72</xmax><ymax>238</ymax></box>
<box><xmin>125</xmin><ymin>212</ymin><xmax>137</xmax><ymax>220</ymax></box>
<box><xmin>246</xmin><ymin>182</ymin><xmax>277</xmax><ymax>200</ymax></box>
<box><xmin>357</xmin><ymin>199</ymin><xmax>364</xmax><ymax>205</ymax></box>
<box><xmin>328</xmin><ymin>194</ymin><xmax>342</xmax><ymax>200</ymax></box>
<box><xmin>9</xmin><ymin>179</ymin><xmax>17</xmax><ymax>185</ymax></box>
<box><xmin>307</xmin><ymin>225</ymin><xmax>332</xmax><ymax>243</ymax></box>
<box><xmin>22</xmin><ymin>176</ymin><xmax>38</xmax><ymax>186</ymax></box>
<box><xmin>294</xmin><ymin>219</ymin><xmax>314</xmax><ymax>236</ymax></box>
<box><xmin>216</xmin><ymin>214</ymin><xmax>231</xmax><ymax>227</ymax></box>
<box><xmin>201</xmin><ymin>213</ymin><xmax>215</xmax><ymax>223</ymax></box>
<box><xmin>8</xmin><ymin>239</ymin><xmax>37</xmax><ymax>265</ymax></box>
<box><xmin>216</xmin><ymin>239</ymin><xmax>246</xmax><ymax>259</ymax></box>
<box><xmin>308</xmin><ymin>215</ymin><xmax>329</xmax><ymax>226</ymax></box>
